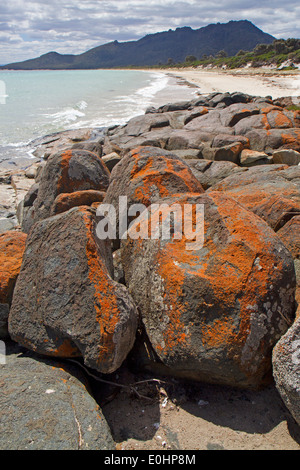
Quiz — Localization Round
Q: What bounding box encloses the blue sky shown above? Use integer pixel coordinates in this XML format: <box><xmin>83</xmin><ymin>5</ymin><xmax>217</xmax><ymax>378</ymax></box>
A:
<box><xmin>1</xmin><ymin>0</ymin><xmax>300</xmax><ymax>64</ymax></box>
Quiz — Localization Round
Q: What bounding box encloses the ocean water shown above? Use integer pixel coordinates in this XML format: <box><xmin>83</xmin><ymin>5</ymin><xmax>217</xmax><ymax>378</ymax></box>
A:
<box><xmin>0</xmin><ymin>69</ymin><xmax>198</xmax><ymax>166</ymax></box>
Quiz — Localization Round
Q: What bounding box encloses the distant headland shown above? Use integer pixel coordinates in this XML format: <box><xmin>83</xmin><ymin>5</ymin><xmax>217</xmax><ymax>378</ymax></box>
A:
<box><xmin>0</xmin><ymin>20</ymin><xmax>275</xmax><ymax>70</ymax></box>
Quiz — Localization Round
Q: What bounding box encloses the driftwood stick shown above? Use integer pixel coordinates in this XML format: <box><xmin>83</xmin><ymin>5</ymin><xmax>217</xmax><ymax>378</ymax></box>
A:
<box><xmin>66</xmin><ymin>358</ymin><xmax>170</xmax><ymax>401</ymax></box>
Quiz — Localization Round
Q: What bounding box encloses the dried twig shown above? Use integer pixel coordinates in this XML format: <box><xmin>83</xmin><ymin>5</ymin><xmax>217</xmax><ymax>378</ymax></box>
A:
<box><xmin>66</xmin><ymin>358</ymin><xmax>170</xmax><ymax>402</ymax></box>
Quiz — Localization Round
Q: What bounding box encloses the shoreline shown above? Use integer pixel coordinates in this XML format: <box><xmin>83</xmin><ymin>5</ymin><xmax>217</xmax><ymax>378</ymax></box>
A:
<box><xmin>141</xmin><ymin>67</ymin><xmax>300</xmax><ymax>99</ymax></box>
<box><xmin>0</xmin><ymin>69</ymin><xmax>197</xmax><ymax>165</ymax></box>
<box><xmin>1</xmin><ymin>66</ymin><xmax>300</xmax><ymax>173</ymax></box>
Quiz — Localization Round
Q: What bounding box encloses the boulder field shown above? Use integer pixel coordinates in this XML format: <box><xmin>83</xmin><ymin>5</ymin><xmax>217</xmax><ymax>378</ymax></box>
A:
<box><xmin>1</xmin><ymin>91</ymin><xmax>300</xmax><ymax>448</ymax></box>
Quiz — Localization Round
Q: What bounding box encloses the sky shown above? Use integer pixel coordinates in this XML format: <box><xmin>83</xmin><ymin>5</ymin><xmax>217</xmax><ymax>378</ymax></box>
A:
<box><xmin>1</xmin><ymin>0</ymin><xmax>300</xmax><ymax>64</ymax></box>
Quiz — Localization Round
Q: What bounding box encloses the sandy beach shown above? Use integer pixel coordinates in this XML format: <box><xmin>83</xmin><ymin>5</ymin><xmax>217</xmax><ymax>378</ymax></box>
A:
<box><xmin>151</xmin><ymin>67</ymin><xmax>300</xmax><ymax>100</ymax></box>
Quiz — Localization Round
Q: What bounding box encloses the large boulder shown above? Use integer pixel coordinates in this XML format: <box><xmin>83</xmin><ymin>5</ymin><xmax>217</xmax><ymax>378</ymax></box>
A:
<box><xmin>52</xmin><ymin>190</ymin><xmax>106</xmax><ymax>215</ymax></box>
<box><xmin>211</xmin><ymin>134</ymin><xmax>250</xmax><ymax>148</ymax></box>
<box><xmin>245</xmin><ymin>128</ymin><xmax>300</xmax><ymax>153</ymax></box>
<box><xmin>234</xmin><ymin>113</ymin><xmax>270</xmax><ymax>135</ymax></box>
<box><xmin>22</xmin><ymin>149</ymin><xmax>110</xmax><ymax>233</ymax></box>
<box><xmin>9</xmin><ymin>207</ymin><xmax>138</xmax><ymax>374</ymax></box>
<box><xmin>186</xmin><ymin>159</ymin><xmax>246</xmax><ymax>189</ymax></box>
<box><xmin>166</xmin><ymin>128</ymin><xmax>221</xmax><ymax>151</ymax></box>
<box><xmin>30</xmin><ymin>128</ymin><xmax>96</xmax><ymax>161</ymax></box>
<box><xmin>277</xmin><ymin>215</ymin><xmax>300</xmax><ymax>317</ymax></box>
<box><xmin>272</xmin><ymin>317</ymin><xmax>300</xmax><ymax>427</ymax></box>
<box><xmin>219</xmin><ymin>102</ymin><xmax>260</xmax><ymax>127</ymax></box>
<box><xmin>272</xmin><ymin>149</ymin><xmax>300</xmax><ymax>166</ymax></box>
<box><xmin>121</xmin><ymin>192</ymin><xmax>296</xmax><ymax>389</ymax></box>
<box><xmin>209</xmin><ymin>164</ymin><xmax>300</xmax><ymax>231</ymax></box>
<box><xmin>184</xmin><ymin>109</ymin><xmax>233</xmax><ymax>136</ymax></box>
<box><xmin>103</xmin><ymin>146</ymin><xmax>204</xmax><ymax>239</ymax></box>
<box><xmin>204</xmin><ymin>142</ymin><xmax>244</xmax><ymax>164</ymax></box>
<box><xmin>0</xmin><ymin>343</ymin><xmax>115</xmax><ymax>450</ymax></box>
<box><xmin>0</xmin><ymin>231</ymin><xmax>27</xmax><ymax>339</ymax></box>
<box><xmin>239</xmin><ymin>149</ymin><xmax>272</xmax><ymax>167</ymax></box>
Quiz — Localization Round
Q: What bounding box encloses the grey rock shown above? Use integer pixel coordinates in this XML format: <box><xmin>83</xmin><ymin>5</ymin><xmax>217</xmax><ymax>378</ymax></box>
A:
<box><xmin>231</xmin><ymin>92</ymin><xmax>251</xmax><ymax>103</ymax></box>
<box><xmin>208</xmin><ymin>164</ymin><xmax>300</xmax><ymax>231</ymax></box>
<box><xmin>219</xmin><ymin>102</ymin><xmax>260</xmax><ymax>127</ymax></box>
<box><xmin>157</xmin><ymin>101</ymin><xmax>193</xmax><ymax>113</ymax></box>
<box><xmin>171</xmin><ymin>149</ymin><xmax>203</xmax><ymax>160</ymax></box>
<box><xmin>234</xmin><ymin>114</ymin><xmax>266</xmax><ymax>135</ymax></box>
<box><xmin>23</xmin><ymin>183</ymin><xmax>39</xmax><ymax>207</ymax></box>
<box><xmin>122</xmin><ymin>192</ymin><xmax>296</xmax><ymax>389</ymax></box>
<box><xmin>272</xmin><ymin>149</ymin><xmax>300</xmax><ymax>166</ymax></box>
<box><xmin>103</xmin><ymin>146</ymin><xmax>204</xmax><ymax>241</ymax></box>
<box><xmin>101</xmin><ymin>152</ymin><xmax>122</xmax><ymax>172</ymax></box>
<box><xmin>212</xmin><ymin>134</ymin><xmax>250</xmax><ymax>148</ymax></box>
<box><xmin>273</xmin><ymin>317</ymin><xmax>300</xmax><ymax>426</ymax></box>
<box><xmin>119</xmin><ymin>113</ymin><xmax>170</xmax><ymax>137</ymax></box>
<box><xmin>72</xmin><ymin>140</ymin><xmax>103</xmax><ymax>158</ymax></box>
<box><xmin>9</xmin><ymin>207</ymin><xmax>138</xmax><ymax>374</ymax></box>
<box><xmin>203</xmin><ymin>142</ymin><xmax>244</xmax><ymax>164</ymax></box>
<box><xmin>187</xmin><ymin>159</ymin><xmax>246</xmax><ymax>189</ymax></box>
<box><xmin>30</xmin><ymin>128</ymin><xmax>94</xmax><ymax>161</ymax></box>
<box><xmin>113</xmin><ymin>249</ymin><xmax>125</xmax><ymax>285</ymax></box>
<box><xmin>0</xmin><ymin>343</ymin><xmax>115</xmax><ymax>450</ymax></box>
<box><xmin>208</xmin><ymin>92</ymin><xmax>234</xmax><ymax>107</ymax></box>
<box><xmin>277</xmin><ymin>215</ymin><xmax>300</xmax><ymax>318</ymax></box>
<box><xmin>21</xmin><ymin>149</ymin><xmax>110</xmax><ymax>233</ymax></box>
<box><xmin>240</xmin><ymin>149</ymin><xmax>272</xmax><ymax>167</ymax></box>
<box><xmin>0</xmin><ymin>217</ymin><xmax>18</xmax><ymax>233</ymax></box>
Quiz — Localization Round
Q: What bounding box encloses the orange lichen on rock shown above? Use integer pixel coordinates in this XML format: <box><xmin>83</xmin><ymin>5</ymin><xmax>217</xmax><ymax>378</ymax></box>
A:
<box><xmin>266</xmin><ymin>110</ymin><xmax>293</xmax><ymax>129</ymax></box>
<box><xmin>201</xmin><ymin>317</ymin><xmax>236</xmax><ymax>349</ymax></box>
<box><xmin>261</xmin><ymin>113</ymin><xmax>271</xmax><ymax>131</ymax></box>
<box><xmin>52</xmin><ymin>190</ymin><xmax>106</xmax><ymax>214</ymax></box>
<box><xmin>80</xmin><ymin>210</ymin><xmax>120</xmax><ymax>367</ymax></box>
<box><xmin>274</xmin><ymin>111</ymin><xmax>293</xmax><ymax>128</ymax></box>
<box><xmin>0</xmin><ymin>231</ymin><xmax>27</xmax><ymax>304</ymax></box>
<box><xmin>281</xmin><ymin>129</ymin><xmax>300</xmax><ymax>149</ymax></box>
<box><xmin>293</xmin><ymin>110</ymin><xmax>300</xmax><ymax>128</ymax></box>
<box><xmin>129</xmin><ymin>147</ymin><xmax>204</xmax><ymax>206</ymax></box>
<box><xmin>122</xmin><ymin>190</ymin><xmax>295</xmax><ymax>387</ymax></box>
<box><xmin>57</xmin><ymin>149</ymin><xmax>75</xmax><ymax>193</ymax></box>
<box><xmin>208</xmin><ymin>191</ymin><xmax>290</xmax><ymax>376</ymax></box>
<box><xmin>56</xmin><ymin>149</ymin><xmax>109</xmax><ymax>195</ymax></box>
<box><xmin>48</xmin><ymin>338</ymin><xmax>80</xmax><ymax>358</ymax></box>
<box><xmin>260</xmin><ymin>105</ymin><xmax>282</xmax><ymax>114</ymax></box>
<box><xmin>130</xmin><ymin>151</ymin><xmax>155</xmax><ymax>179</ymax></box>
<box><xmin>154</xmin><ymin>237</ymin><xmax>198</xmax><ymax>354</ymax></box>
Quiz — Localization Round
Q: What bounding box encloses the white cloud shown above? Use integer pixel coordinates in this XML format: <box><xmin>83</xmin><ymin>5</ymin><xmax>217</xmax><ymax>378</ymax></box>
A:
<box><xmin>1</xmin><ymin>0</ymin><xmax>300</xmax><ymax>64</ymax></box>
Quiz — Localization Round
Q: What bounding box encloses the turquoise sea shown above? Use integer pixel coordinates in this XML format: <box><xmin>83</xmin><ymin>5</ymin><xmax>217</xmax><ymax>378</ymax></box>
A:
<box><xmin>0</xmin><ymin>69</ymin><xmax>197</xmax><ymax>165</ymax></box>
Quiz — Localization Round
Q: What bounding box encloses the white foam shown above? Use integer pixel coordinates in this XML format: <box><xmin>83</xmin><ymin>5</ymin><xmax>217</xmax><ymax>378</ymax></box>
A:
<box><xmin>136</xmin><ymin>73</ymin><xmax>169</xmax><ymax>99</ymax></box>
<box><xmin>44</xmin><ymin>107</ymin><xmax>86</xmax><ymax>125</ymax></box>
<box><xmin>4</xmin><ymin>139</ymin><xmax>33</xmax><ymax>148</ymax></box>
<box><xmin>68</xmin><ymin>73</ymin><xmax>171</xmax><ymax>131</ymax></box>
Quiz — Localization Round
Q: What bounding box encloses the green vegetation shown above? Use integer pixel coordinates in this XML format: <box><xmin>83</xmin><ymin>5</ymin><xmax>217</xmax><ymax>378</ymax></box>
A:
<box><xmin>151</xmin><ymin>38</ymin><xmax>300</xmax><ymax>70</ymax></box>
<box><xmin>286</xmin><ymin>105</ymin><xmax>300</xmax><ymax>111</ymax></box>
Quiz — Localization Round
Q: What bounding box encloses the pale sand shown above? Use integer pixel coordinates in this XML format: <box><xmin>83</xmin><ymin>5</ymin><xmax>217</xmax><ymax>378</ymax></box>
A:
<box><xmin>150</xmin><ymin>67</ymin><xmax>300</xmax><ymax>99</ymax></box>
<box><xmin>99</xmin><ymin>367</ymin><xmax>300</xmax><ymax>450</ymax></box>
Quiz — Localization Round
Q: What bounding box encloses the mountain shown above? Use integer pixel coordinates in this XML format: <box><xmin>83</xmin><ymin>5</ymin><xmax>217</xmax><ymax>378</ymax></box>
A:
<box><xmin>1</xmin><ymin>20</ymin><xmax>275</xmax><ymax>70</ymax></box>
